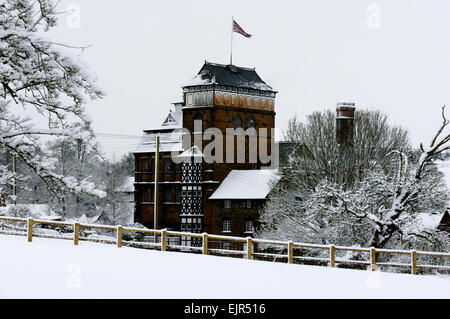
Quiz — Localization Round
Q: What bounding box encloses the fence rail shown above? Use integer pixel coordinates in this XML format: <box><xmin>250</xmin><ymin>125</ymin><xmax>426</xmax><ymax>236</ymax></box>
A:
<box><xmin>0</xmin><ymin>216</ymin><xmax>449</xmax><ymax>275</ymax></box>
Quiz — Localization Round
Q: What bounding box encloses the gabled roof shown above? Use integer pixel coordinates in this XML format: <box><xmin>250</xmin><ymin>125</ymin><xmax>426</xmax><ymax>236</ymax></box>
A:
<box><xmin>182</xmin><ymin>61</ymin><xmax>276</xmax><ymax>92</ymax></box>
<box><xmin>176</xmin><ymin>145</ymin><xmax>204</xmax><ymax>160</ymax></box>
<box><xmin>134</xmin><ymin>131</ymin><xmax>183</xmax><ymax>154</ymax></box>
<box><xmin>209</xmin><ymin>169</ymin><xmax>280</xmax><ymax>200</ymax></box>
<box><xmin>135</xmin><ymin>106</ymin><xmax>183</xmax><ymax>154</ymax></box>
<box><xmin>162</xmin><ymin>113</ymin><xmax>177</xmax><ymax>126</ymax></box>
<box><xmin>143</xmin><ymin>109</ymin><xmax>182</xmax><ymax>133</ymax></box>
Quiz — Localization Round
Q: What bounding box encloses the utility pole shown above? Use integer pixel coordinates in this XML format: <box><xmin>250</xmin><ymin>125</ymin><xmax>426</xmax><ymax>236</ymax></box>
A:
<box><xmin>75</xmin><ymin>138</ymin><xmax>82</xmax><ymax>216</ymax></box>
<box><xmin>153</xmin><ymin>136</ymin><xmax>160</xmax><ymax>230</ymax></box>
<box><xmin>12</xmin><ymin>154</ymin><xmax>16</xmax><ymax>205</ymax></box>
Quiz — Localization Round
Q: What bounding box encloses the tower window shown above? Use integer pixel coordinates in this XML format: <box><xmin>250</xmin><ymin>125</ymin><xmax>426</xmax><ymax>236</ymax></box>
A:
<box><xmin>193</xmin><ymin>115</ymin><xmax>202</xmax><ymax>133</ymax></box>
<box><xmin>142</xmin><ymin>157</ymin><xmax>148</xmax><ymax>171</ymax></box>
<box><xmin>194</xmin><ymin>93</ymin><xmax>200</xmax><ymax>105</ymax></box>
<box><xmin>187</xmin><ymin>94</ymin><xmax>193</xmax><ymax>106</ymax></box>
<box><xmin>224</xmin><ymin>199</ymin><xmax>231</xmax><ymax>209</ymax></box>
<box><xmin>247</xmin><ymin>116</ymin><xmax>256</xmax><ymax>129</ymax></box>
<box><xmin>233</xmin><ymin>115</ymin><xmax>242</xmax><ymax>129</ymax></box>
<box><xmin>164</xmin><ymin>158</ymin><xmax>172</xmax><ymax>172</ymax></box>
<box><xmin>246</xmin><ymin>199</ymin><xmax>252</xmax><ymax>209</ymax></box>
<box><xmin>164</xmin><ymin>188</ymin><xmax>172</xmax><ymax>202</ymax></box>
<box><xmin>143</xmin><ymin>188</ymin><xmax>151</xmax><ymax>202</ymax></box>
<box><xmin>223</xmin><ymin>93</ymin><xmax>230</xmax><ymax>105</ymax></box>
<box><xmin>215</xmin><ymin>93</ymin><xmax>222</xmax><ymax>105</ymax></box>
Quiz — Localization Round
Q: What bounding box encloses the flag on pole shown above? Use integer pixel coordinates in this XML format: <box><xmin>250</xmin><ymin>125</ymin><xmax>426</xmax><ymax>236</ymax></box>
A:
<box><xmin>233</xmin><ymin>19</ymin><xmax>252</xmax><ymax>38</ymax></box>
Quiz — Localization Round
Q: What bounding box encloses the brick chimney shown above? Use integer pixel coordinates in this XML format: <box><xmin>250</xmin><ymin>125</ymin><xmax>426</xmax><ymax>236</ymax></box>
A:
<box><xmin>336</xmin><ymin>102</ymin><xmax>355</xmax><ymax>147</ymax></box>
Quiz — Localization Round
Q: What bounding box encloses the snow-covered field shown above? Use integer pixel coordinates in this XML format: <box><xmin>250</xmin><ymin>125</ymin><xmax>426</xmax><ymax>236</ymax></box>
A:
<box><xmin>0</xmin><ymin>235</ymin><xmax>449</xmax><ymax>299</ymax></box>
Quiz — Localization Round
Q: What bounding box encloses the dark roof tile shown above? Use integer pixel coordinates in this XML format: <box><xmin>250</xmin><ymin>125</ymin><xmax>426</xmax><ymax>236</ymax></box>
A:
<box><xmin>183</xmin><ymin>61</ymin><xmax>276</xmax><ymax>92</ymax></box>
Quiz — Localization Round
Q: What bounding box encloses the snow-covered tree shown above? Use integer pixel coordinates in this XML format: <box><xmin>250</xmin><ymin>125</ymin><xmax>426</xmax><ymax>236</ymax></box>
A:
<box><xmin>100</xmin><ymin>159</ymin><xmax>131</xmax><ymax>224</ymax></box>
<box><xmin>41</xmin><ymin>137</ymin><xmax>105</xmax><ymax>218</ymax></box>
<box><xmin>259</xmin><ymin>108</ymin><xmax>449</xmax><ymax>251</ymax></box>
<box><xmin>0</xmin><ymin>0</ymin><xmax>105</xmax><ymax>202</ymax></box>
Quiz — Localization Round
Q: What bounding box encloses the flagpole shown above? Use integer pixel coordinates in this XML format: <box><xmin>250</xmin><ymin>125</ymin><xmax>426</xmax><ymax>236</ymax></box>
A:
<box><xmin>230</xmin><ymin>16</ymin><xmax>233</xmax><ymax>65</ymax></box>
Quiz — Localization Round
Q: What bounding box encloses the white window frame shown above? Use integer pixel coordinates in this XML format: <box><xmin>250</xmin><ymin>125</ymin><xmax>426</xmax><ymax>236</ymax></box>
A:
<box><xmin>245</xmin><ymin>220</ymin><xmax>254</xmax><ymax>234</ymax></box>
<box><xmin>222</xmin><ymin>219</ymin><xmax>231</xmax><ymax>233</ymax></box>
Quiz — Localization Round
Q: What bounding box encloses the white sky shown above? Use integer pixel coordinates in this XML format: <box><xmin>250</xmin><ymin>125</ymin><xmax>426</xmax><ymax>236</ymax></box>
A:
<box><xmin>45</xmin><ymin>0</ymin><xmax>450</xmax><ymax>158</ymax></box>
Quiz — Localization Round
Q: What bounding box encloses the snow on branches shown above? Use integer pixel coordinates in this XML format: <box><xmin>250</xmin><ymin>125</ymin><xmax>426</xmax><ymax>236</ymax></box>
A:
<box><xmin>0</xmin><ymin>0</ymin><xmax>105</xmax><ymax>200</ymax></box>
<box><xmin>259</xmin><ymin>108</ymin><xmax>449</xmax><ymax>251</ymax></box>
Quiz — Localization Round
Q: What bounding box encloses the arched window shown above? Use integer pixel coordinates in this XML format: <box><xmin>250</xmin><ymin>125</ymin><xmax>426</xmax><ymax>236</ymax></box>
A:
<box><xmin>233</xmin><ymin>115</ymin><xmax>242</xmax><ymax>129</ymax></box>
<box><xmin>193</xmin><ymin>114</ymin><xmax>202</xmax><ymax>133</ymax></box>
<box><xmin>247</xmin><ymin>116</ymin><xmax>256</xmax><ymax>129</ymax></box>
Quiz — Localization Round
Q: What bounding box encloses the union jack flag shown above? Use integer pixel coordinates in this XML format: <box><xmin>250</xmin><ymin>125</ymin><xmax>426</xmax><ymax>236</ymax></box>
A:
<box><xmin>233</xmin><ymin>19</ymin><xmax>252</xmax><ymax>38</ymax></box>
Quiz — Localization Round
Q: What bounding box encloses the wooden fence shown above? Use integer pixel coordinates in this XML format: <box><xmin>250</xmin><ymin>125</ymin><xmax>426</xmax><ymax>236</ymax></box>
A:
<box><xmin>0</xmin><ymin>216</ymin><xmax>449</xmax><ymax>275</ymax></box>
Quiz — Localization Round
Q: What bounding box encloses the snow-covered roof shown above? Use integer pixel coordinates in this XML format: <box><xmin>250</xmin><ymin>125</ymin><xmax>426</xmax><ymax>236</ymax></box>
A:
<box><xmin>176</xmin><ymin>145</ymin><xmax>203</xmax><ymax>159</ymax></box>
<box><xmin>134</xmin><ymin>131</ymin><xmax>183</xmax><ymax>154</ymax></box>
<box><xmin>78</xmin><ymin>214</ymin><xmax>90</xmax><ymax>224</ymax></box>
<box><xmin>135</xmin><ymin>106</ymin><xmax>184</xmax><ymax>154</ymax></box>
<box><xmin>144</xmin><ymin>109</ymin><xmax>183</xmax><ymax>132</ymax></box>
<box><xmin>400</xmin><ymin>211</ymin><xmax>446</xmax><ymax>234</ymax></box>
<box><xmin>209</xmin><ymin>169</ymin><xmax>280</xmax><ymax>200</ymax></box>
<box><xmin>182</xmin><ymin>61</ymin><xmax>276</xmax><ymax>92</ymax></box>
<box><xmin>117</xmin><ymin>176</ymin><xmax>134</xmax><ymax>193</ymax></box>
<box><xmin>0</xmin><ymin>204</ymin><xmax>61</xmax><ymax>220</ymax></box>
<box><xmin>70</xmin><ymin>213</ymin><xmax>105</xmax><ymax>225</ymax></box>
<box><xmin>182</xmin><ymin>72</ymin><xmax>216</xmax><ymax>87</ymax></box>
<box><xmin>418</xmin><ymin>212</ymin><xmax>444</xmax><ymax>229</ymax></box>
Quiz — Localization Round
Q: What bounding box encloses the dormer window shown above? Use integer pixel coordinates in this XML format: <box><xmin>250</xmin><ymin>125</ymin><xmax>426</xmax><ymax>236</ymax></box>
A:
<box><xmin>233</xmin><ymin>115</ymin><xmax>242</xmax><ymax>129</ymax></box>
<box><xmin>247</xmin><ymin>116</ymin><xmax>256</xmax><ymax>129</ymax></box>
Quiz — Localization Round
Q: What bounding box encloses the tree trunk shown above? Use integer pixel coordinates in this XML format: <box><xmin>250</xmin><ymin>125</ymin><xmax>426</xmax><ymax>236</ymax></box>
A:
<box><xmin>369</xmin><ymin>223</ymin><xmax>399</xmax><ymax>248</ymax></box>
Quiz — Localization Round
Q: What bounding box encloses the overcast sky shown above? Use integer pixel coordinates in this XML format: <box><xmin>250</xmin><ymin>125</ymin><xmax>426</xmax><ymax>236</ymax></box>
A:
<box><xmin>45</xmin><ymin>0</ymin><xmax>450</xmax><ymax>159</ymax></box>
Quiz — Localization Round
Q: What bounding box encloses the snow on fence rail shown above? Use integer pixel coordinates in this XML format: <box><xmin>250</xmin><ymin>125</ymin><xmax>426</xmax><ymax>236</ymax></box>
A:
<box><xmin>0</xmin><ymin>216</ymin><xmax>449</xmax><ymax>275</ymax></box>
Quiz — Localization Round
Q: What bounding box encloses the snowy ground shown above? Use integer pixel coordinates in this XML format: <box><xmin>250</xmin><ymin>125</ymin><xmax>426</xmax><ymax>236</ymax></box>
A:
<box><xmin>0</xmin><ymin>235</ymin><xmax>449</xmax><ymax>299</ymax></box>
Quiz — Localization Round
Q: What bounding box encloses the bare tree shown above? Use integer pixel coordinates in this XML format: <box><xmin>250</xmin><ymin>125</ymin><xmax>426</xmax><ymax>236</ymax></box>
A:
<box><xmin>281</xmin><ymin>109</ymin><xmax>411</xmax><ymax>192</ymax></box>
<box><xmin>259</xmin><ymin>108</ymin><xmax>449</xmax><ymax>251</ymax></box>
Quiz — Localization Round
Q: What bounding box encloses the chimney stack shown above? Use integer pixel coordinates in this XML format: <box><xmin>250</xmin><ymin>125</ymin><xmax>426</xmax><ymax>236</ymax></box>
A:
<box><xmin>336</xmin><ymin>102</ymin><xmax>355</xmax><ymax>147</ymax></box>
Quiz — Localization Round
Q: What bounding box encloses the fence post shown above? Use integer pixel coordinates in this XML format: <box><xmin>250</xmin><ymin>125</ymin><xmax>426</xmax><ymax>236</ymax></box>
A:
<box><xmin>288</xmin><ymin>241</ymin><xmax>294</xmax><ymax>264</ymax></box>
<box><xmin>117</xmin><ymin>225</ymin><xmax>123</xmax><ymax>248</ymax></box>
<box><xmin>73</xmin><ymin>222</ymin><xmax>79</xmax><ymax>246</ymax></box>
<box><xmin>202</xmin><ymin>233</ymin><xmax>208</xmax><ymax>255</ymax></box>
<box><xmin>27</xmin><ymin>217</ymin><xmax>33</xmax><ymax>242</ymax></box>
<box><xmin>411</xmin><ymin>250</ymin><xmax>417</xmax><ymax>275</ymax></box>
<box><xmin>161</xmin><ymin>229</ymin><xmax>167</xmax><ymax>251</ymax></box>
<box><xmin>246</xmin><ymin>237</ymin><xmax>252</xmax><ymax>260</ymax></box>
<box><xmin>370</xmin><ymin>247</ymin><xmax>376</xmax><ymax>271</ymax></box>
<box><xmin>330</xmin><ymin>245</ymin><xmax>336</xmax><ymax>267</ymax></box>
